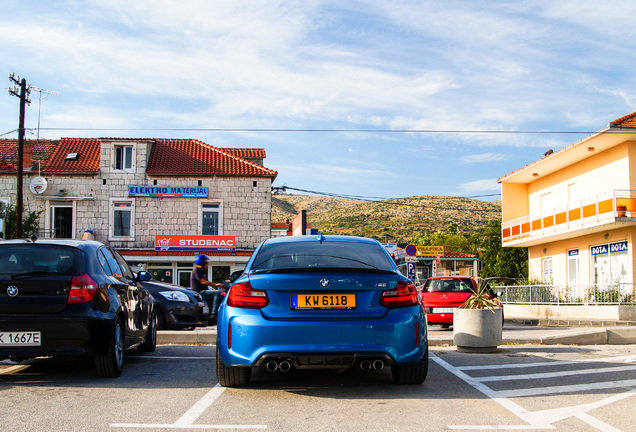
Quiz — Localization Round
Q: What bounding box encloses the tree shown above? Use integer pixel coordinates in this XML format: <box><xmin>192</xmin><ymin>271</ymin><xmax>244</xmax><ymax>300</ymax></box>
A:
<box><xmin>0</xmin><ymin>203</ymin><xmax>43</xmax><ymax>239</ymax></box>
<box><xmin>479</xmin><ymin>218</ymin><xmax>528</xmax><ymax>278</ymax></box>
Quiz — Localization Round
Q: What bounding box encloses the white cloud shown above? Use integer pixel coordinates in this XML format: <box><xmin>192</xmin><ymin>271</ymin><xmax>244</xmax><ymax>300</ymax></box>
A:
<box><xmin>458</xmin><ymin>179</ymin><xmax>500</xmax><ymax>195</ymax></box>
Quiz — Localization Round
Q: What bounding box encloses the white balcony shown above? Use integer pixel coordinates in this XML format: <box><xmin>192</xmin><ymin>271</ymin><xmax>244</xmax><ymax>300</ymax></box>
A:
<box><xmin>502</xmin><ymin>190</ymin><xmax>636</xmax><ymax>247</ymax></box>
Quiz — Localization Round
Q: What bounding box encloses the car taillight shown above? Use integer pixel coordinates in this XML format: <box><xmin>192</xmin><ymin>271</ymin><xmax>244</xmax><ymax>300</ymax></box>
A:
<box><xmin>68</xmin><ymin>274</ymin><xmax>99</xmax><ymax>304</ymax></box>
<box><xmin>380</xmin><ymin>281</ymin><xmax>419</xmax><ymax>308</ymax></box>
<box><xmin>226</xmin><ymin>281</ymin><xmax>269</xmax><ymax>309</ymax></box>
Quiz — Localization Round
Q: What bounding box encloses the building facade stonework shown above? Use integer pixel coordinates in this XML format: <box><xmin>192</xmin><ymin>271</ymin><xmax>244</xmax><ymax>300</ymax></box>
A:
<box><xmin>0</xmin><ymin>137</ymin><xmax>277</xmax><ymax>286</ymax></box>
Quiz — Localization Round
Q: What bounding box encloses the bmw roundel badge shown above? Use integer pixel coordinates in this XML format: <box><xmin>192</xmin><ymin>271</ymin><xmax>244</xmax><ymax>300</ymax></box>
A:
<box><xmin>319</xmin><ymin>279</ymin><xmax>330</xmax><ymax>288</ymax></box>
<box><xmin>7</xmin><ymin>285</ymin><xmax>19</xmax><ymax>297</ymax></box>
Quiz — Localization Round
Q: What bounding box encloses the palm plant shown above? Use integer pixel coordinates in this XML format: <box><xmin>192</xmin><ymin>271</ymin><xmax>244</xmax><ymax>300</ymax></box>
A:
<box><xmin>460</xmin><ymin>277</ymin><xmax>502</xmax><ymax>310</ymax></box>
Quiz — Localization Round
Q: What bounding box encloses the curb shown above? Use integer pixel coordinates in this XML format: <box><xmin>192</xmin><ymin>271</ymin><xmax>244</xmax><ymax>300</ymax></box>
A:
<box><xmin>157</xmin><ymin>326</ymin><xmax>636</xmax><ymax>347</ymax></box>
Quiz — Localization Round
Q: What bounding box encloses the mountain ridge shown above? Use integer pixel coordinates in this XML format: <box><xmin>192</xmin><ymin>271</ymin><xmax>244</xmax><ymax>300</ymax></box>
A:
<box><xmin>272</xmin><ymin>194</ymin><xmax>500</xmax><ymax>242</ymax></box>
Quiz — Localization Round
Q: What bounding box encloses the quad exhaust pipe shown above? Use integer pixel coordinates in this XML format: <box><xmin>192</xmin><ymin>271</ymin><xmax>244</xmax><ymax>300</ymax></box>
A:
<box><xmin>265</xmin><ymin>360</ymin><xmax>292</xmax><ymax>372</ymax></box>
<box><xmin>360</xmin><ymin>359</ymin><xmax>384</xmax><ymax>371</ymax></box>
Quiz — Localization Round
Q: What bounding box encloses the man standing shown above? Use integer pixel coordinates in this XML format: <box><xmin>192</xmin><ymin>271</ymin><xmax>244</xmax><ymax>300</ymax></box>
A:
<box><xmin>190</xmin><ymin>254</ymin><xmax>224</xmax><ymax>323</ymax></box>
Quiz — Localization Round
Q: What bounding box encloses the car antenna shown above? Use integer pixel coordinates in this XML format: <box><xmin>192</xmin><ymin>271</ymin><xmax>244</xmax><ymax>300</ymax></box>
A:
<box><xmin>30</xmin><ymin>233</ymin><xmax>38</xmax><ymax>243</ymax></box>
<box><xmin>316</xmin><ymin>233</ymin><xmax>326</xmax><ymax>243</ymax></box>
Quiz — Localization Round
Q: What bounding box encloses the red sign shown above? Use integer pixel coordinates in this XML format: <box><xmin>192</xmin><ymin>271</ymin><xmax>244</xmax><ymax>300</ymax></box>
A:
<box><xmin>155</xmin><ymin>235</ymin><xmax>236</xmax><ymax>251</ymax></box>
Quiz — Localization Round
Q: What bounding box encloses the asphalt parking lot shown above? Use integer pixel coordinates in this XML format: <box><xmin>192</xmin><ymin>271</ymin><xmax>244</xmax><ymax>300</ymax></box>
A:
<box><xmin>2</xmin><ymin>340</ymin><xmax>634</xmax><ymax>432</ymax></box>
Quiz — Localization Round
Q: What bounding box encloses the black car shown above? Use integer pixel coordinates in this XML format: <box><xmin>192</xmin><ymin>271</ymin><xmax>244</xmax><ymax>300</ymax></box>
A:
<box><xmin>136</xmin><ymin>273</ymin><xmax>209</xmax><ymax>330</ymax></box>
<box><xmin>0</xmin><ymin>238</ymin><xmax>156</xmax><ymax>377</ymax></box>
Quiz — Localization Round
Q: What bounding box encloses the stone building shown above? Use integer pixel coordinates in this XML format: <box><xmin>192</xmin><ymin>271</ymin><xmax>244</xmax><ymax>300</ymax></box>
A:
<box><xmin>0</xmin><ymin>137</ymin><xmax>277</xmax><ymax>285</ymax></box>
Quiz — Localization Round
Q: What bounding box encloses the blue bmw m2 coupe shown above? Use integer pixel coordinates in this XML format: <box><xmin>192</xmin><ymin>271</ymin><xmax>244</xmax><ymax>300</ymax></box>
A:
<box><xmin>216</xmin><ymin>234</ymin><xmax>428</xmax><ymax>386</ymax></box>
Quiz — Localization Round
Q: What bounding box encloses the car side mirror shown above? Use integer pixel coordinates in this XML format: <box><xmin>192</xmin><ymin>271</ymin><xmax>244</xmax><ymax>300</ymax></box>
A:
<box><xmin>230</xmin><ymin>270</ymin><xmax>243</xmax><ymax>283</ymax></box>
<box><xmin>136</xmin><ymin>271</ymin><xmax>152</xmax><ymax>282</ymax></box>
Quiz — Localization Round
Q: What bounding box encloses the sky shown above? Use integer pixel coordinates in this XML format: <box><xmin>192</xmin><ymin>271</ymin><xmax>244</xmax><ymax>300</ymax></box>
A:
<box><xmin>1</xmin><ymin>0</ymin><xmax>636</xmax><ymax>201</ymax></box>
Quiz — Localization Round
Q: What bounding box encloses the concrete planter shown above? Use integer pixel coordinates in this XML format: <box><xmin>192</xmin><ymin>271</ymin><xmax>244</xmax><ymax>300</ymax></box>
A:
<box><xmin>453</xmin><ymin>308</ymin><xmax>503</xmax><ymax>353</ymax></box>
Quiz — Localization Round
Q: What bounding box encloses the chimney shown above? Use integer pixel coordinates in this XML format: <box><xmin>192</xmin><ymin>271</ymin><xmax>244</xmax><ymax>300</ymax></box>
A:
<box><xmin>23</xmin><ymin>141</ymin><xmax>34</xmax><ymax>171</ymax></box>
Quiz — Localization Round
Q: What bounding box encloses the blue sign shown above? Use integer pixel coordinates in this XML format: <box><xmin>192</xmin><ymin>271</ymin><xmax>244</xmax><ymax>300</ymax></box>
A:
<box><xmin>568</xmin><ymin>249</ymin><xmax>579</xmax><ymax>256</ymax></box>
<box><xmin>407</xmin><ymin>262</ymin><xmax>416</xmax><ymax>281</ymax></box>
<box><xmin>129</xmin><ymin>186</ymin><xmax>208</xmax><ymax>198</ymax></box>
<box><xmin>610</xmin><ymin>241</ymin><xmax>628</xmax><ymax>253</ymax></box>
<box><xmin>591</xmin><ymin>241</ymin><xmax>628</xmax><ymax>256</ymax></box>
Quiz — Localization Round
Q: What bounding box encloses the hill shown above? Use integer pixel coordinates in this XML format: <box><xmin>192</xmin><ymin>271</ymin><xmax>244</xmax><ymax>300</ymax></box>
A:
<box><xmin>272</xmin><ymin>194</ymin><xmax>500</xmax><ymax>243</ymax></box>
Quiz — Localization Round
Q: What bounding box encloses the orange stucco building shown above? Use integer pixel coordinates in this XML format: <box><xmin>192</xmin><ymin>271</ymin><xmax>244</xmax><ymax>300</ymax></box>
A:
<box><xmin>499</xmin><ymin>111</ymin><xmax>636</xmax><ymax>295</ymax></box>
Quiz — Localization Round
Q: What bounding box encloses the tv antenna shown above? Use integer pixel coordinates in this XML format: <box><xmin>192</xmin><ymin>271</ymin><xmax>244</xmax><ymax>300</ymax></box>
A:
<box><xmin>29</xmin><ymin>85</ymin><xmax>60</xmax><ymax>141</ymax></box>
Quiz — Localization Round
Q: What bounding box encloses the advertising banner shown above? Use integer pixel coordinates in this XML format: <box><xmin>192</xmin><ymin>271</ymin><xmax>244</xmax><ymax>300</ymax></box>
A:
<box><xmin>155</xmin><ymin>235</ymin><xmax>236</xmax><ymax>251</ymax></box>
<box><xmin>129</xmin><ymin>186</ymin><xmax>208</xmax><ymax>198</ymax></box>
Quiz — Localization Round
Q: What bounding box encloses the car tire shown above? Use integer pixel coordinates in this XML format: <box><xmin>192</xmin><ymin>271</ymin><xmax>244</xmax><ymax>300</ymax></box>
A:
<box><xmin>216</xmin><ymin>344</ymin><xmax>251</xmax><ymax>387</ymax></box>
<box><xmin>138</xmin><ymin>311</ymin><xmax>157</xmax><ymax>353</ymax></box>
<box><xmin>391</xmin><ymin>346</ymin><xmax>428</xmax><ymax>385</ymax></box>
<box><xmin>95</xmin><ymin>318</ymin><xmax>125</xmax><ymax>378</ymax></box>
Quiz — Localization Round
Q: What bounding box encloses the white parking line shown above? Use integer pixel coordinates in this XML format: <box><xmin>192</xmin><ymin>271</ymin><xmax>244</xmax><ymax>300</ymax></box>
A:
<box><xmin>457</xmin><ymin>355</ymin><xmax>636</xmax><ymax>371</ymax></box>
<box><xmin>431</xmin><ymin>352</ymin><xmax>636</xmax><ymax>431</ymax></box>
<box><xmin>110</xmin><ymin>384</ymin><xmax>267</xmax><ymax>430</ymax></box>
<box><xmin>477</xmin><ymin>365</ymin><xmax>636</xmax><ymax>382</ymax></box>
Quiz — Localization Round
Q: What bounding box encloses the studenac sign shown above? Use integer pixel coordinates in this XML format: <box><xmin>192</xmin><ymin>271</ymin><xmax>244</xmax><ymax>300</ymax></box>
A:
<box><xmin>155</xmin><ymin>235</ymin><xmax>236</xmax><ymax>252</ymax></box>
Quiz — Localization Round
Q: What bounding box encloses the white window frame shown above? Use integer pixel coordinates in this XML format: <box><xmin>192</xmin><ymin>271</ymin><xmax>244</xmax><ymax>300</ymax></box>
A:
<box><xmin>198</xmin><ymin>199</ymin><xmax>223</xmax><ymax>235</ymax></box>
<box><xmin>47</xmin><ymin>200</ymin><xmax>76</xmax><ymax>239</ymax></box>
<box><xmin>0</xmin><ymin>197</ymin><xmax>9</xmax><ymax>239</ymax></box>
<box><xmin>111</xmin><ymin>142</ymin><xmax>136</xmax><ymax>172</ymax></box>
<box><xmin>542</xmin><ymin>257</ymin><xmax>553</xmax><ymax>284</ymax></box>
<box><xmin>109</xmin><ymin>198</ymin><xmax>135</xmax><ymax>241</ymax></box>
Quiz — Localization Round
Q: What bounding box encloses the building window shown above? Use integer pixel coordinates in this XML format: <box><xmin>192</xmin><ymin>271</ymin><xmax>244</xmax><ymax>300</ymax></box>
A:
<box><xmin>109</xmin><ymin>198</ymin><xmax>135</xmax><ymax>240</ymax></box>
<box><xmin>50</xmin><ymin>200</ymin><xmax>74</xmax><ymax>238</ymax></box>
<box><xmin>112</xmin><ymin>143</ymin><xmax>135</xmax><ymax>171</ymax></box>
<box><xmin>591</xmin><ymin>242</ymin><xmax>629</xmax><ymax>286</ymax></box>
<box><xmin>199</xmin><ymin>201</ymin><xmax>223</xmax><ymax>235</ymax></box>
<box><xmin>542</xmin><ymin>257</ymin><xmax>553</xmax><ymax>284</ymax></box>
<box><xmin>0</xmin><ymin>197</ymin><xmax>9</xmax><ymax>239</ymax></box>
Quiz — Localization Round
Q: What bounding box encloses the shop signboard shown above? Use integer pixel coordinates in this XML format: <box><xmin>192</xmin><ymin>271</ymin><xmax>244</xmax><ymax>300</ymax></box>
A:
<box><xmin>416</xmin><ymin>245</ymin><xmax>444</xmax><ymax>257</ymax></box>
<box><xmin>155</xmin><ymin>235</ymin><xmax>236</xmax><ymax>251</ymax></box>
<box><xmin>129</xmin><ymin>186</ymin><xmax>208</xmax><ymax>198</ymax></box>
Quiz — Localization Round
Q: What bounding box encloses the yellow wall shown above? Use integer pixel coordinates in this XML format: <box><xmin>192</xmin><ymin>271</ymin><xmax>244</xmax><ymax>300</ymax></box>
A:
<box><xmin>501</xmin><ymin>182</ymin><xmax>528</xmax><ymax>221</ymax></box>
<box><xmin>527</xmin><ymin>143</ymin><xmax>630</xmax><ymax>215</ymax></box>
<box><xmin>528</xmin><ymin>227</ymin><xmax>635</xmax><ymax>285</ymax></box>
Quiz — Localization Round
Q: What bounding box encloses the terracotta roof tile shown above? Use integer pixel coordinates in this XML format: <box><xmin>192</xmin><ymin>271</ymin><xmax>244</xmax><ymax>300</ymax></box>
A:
<box><xmin>146</xmin><ymin>139</ymin><xmax>277</xmax><ymax>178</ymax></box>
<box><xmin>0</xmin><ymin>139</ymin><xmax>57</xmax><ymax>174</ymax></box>
<box><xmin>609</xmin><ymin>111</ymin><xmax>636</xmax><ymax>128</ymax></box>
<box><xmin>224</xmin><ymin>148</ymin><xmax>266</xmax><ymax>159</ymax></box>
<box><xmin>43</xmin><ymin>138</ymin><xmax>101</xmax><ymax>174</ymax></box>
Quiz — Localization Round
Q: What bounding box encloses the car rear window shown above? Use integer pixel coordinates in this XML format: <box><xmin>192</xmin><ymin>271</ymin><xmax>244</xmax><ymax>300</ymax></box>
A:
<box><xmin>251</xmin><ymin>240</ymin><xmax>394</xmax><ymax>271</ymax></box>
<box><xmin>424</xmin><ymin>278</ymin><xmax>474</xmax><ymax>293</ymax></box>
<box><xmin>0</xmin><ymin>245</ymin><xmax>83</xmax><ymax>276</ymax></box>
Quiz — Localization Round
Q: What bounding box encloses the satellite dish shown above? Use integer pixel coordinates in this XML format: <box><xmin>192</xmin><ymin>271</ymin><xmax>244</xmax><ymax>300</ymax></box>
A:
<box><xmin>30</xmin><ymin>177</ymin><xmax>48</xmax><ymax>194</ymax></box>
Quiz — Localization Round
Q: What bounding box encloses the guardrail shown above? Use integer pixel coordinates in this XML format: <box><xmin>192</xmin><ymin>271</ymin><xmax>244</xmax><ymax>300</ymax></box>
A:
<box><xmin>497</xmin><ymin>284</ymin><xmax>636</xmax><ymax>305</ymax></box>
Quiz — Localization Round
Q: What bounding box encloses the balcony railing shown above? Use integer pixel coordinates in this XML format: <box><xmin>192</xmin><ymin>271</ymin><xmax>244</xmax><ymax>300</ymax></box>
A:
<box><xmin>502</xmin><ymin>189</ymin><xmax>636</xmax><ymax>244</ymax></box>
<box><xmin>498</xmin><ymin>283</ymin><xmax>636</xmax><ymax>305</ymax></box>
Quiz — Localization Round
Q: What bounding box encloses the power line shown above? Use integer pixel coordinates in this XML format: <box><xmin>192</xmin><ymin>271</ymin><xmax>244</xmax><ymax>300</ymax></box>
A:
<box><xmin>34</xmin><ymin>127</ymin><xmax>632</xmax><ymax>134</ymax></box>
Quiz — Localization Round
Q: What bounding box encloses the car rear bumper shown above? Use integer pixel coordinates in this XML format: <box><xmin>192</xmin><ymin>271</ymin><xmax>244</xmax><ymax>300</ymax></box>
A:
<box><xmin>217</xmin><ymin>306</ymin><xmax>427</xmax><ymax>368</ymax></box>
<box><xmin>426</xmin><ymin>313</ymin><xmax>454</xmax><ymax>324</ymax></box>
<box><xmin>0</xmin><ymin>316</ymin><xmax>115</xmax><ymax>360</ymax></box>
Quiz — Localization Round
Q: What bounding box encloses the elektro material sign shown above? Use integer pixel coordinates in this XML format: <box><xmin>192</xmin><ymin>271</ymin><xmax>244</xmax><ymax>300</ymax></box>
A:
<box><xmin>155</xmin><ymin>235</ymin><xmax>236</xmax><ymax>251</ymax></box>
<box><xmin>129</xmin><ymin>186</ymin><xmax>208</xmax><ymax>198</ymax></box>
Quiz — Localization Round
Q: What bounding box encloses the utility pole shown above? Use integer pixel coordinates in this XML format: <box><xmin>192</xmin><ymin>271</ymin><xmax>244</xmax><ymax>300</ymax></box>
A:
<box><xmin>8</xmin><ymin>73</ymin><xmax>31</xmax><ymax>239</ymax></box>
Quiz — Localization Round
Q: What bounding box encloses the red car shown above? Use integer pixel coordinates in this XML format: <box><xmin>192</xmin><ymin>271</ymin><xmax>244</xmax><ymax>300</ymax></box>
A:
<box><xmin>420</xmin><ymin>276</ymin><xmax>501</xmax><ymax>328</ymax></box>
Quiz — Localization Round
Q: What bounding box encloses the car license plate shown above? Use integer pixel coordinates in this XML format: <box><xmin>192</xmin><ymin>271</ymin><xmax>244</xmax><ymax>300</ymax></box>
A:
<box><xmin>0</xmin><ymin>331</ymin><xmax>41</xmax><ymax>347</ymax></box>
<box><xmin>432</xmin><ymin>307</ymin><xmax>455</xmax><ymax>313</ymax></box>
<box><xmin>291</xmin><ymin>294</ymin><xmax>356</xmax><ymax>310</ymax></box>
<box><xmin>202</xmin><ymin>306</ymin><xmax>210</xmax><ymax>315</ymax></box>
